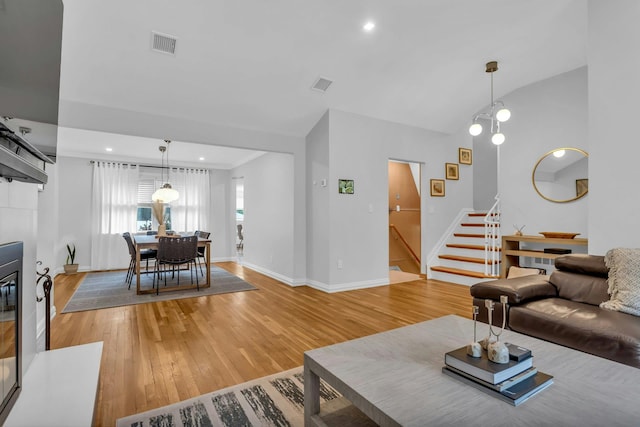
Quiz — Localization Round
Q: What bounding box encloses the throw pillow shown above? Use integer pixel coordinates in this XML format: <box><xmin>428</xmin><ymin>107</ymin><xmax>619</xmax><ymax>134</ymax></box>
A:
<box><xmin>507</xmin><ymin>266</ymin><xmax>546</xmax><ymax>279</ymax></box>
<box><xmin>600</xmin><ymin>248</ymin><xmax>640</xmax><ymax>316</ymax></box>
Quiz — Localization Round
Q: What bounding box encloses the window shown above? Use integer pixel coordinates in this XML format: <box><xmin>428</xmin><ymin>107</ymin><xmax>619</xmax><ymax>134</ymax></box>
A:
<box><xmin>136</xmin><ymin>178</ymin><xmax>172</xmax><ymax>231</ymax></box>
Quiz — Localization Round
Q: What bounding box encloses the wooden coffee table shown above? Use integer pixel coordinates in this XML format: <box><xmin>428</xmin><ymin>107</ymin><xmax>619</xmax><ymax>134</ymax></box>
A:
<box><xmin>304</xmin><ymin>315</ymin><xmax>640</xmax><ymax>426</ymax></box>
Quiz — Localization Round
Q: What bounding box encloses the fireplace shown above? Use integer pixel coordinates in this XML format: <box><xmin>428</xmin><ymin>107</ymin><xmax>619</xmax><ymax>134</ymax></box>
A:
<box><xmin>0</xmin><ymin>242</ymin><xmax>22</xmax><ymax>425</ymax></box>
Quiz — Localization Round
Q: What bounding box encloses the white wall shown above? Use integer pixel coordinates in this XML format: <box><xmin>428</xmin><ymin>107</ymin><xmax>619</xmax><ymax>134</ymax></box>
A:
<box><xmin>588</xmin><ymin>1</ymin><xmax>640</xmax><ymax>254</ymax></box>
<box><xmin>305</xmin><ymin>109</ymin><xmax>472</xmax><ymax>291</ymax></box>
<box><xmin>474</xmin><ymin>67</ymin><xmax>589</xmax><ymax>239</ymax></box>
<box><xmin>56</xmin><ymin>157</ymin><xmax>95</xmax><ymax>271</ymax></box>
<box><xmin>230</xmin><ymin>152</ymin><xmax>296</xmax><ymax>283</ymax></box>
<box><xmin>306</xmin><ymin>112</ymin><xmax>330</xmax><ymax>285</ymax></box>
<box><xmin>0</xmin><ymin>180</ymin><xmax>40</xmax><ymax>374</ymax></box>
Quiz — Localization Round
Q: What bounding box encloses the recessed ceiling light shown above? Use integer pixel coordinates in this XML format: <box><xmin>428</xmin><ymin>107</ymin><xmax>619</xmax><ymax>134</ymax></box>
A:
<box><xmin>105</xmin><ymin>147</ymin><xmax>113</xmax><ymax>152</ymax></box>
<box><xmin>363</xmin><ymin>21</ymin><xmax>375</xmax><ymax>32</ymax></box>
<box><xmin>199</xmin><ymin>157</ymin><xmax>205</xmax><ymax>161</ymax></box>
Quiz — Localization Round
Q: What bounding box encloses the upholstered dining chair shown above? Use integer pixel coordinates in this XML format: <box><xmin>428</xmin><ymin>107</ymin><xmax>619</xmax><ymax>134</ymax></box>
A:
<box><xmin>194</xmin><ymin>230</ymin><xmax>211</xmax><ymax>276</ymax></box>
<box><xmin>122</xmin><ymin>232</ymin><xmax>157</xmax><ymax>289</ymax></box>
<box><xmin>153</xmin><ymin>235</ymin><xmax>199</xmax><ymax>294</ymax></box>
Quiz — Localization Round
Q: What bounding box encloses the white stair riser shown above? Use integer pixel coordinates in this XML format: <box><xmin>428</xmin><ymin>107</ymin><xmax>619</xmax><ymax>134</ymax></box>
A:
<box><xmin>437</xmin><ymin>258</ymin><xmax>497</xmax><ymax>273</ymax></box>
<box><xmin>430</xmin><ymin>271</ymin><xmax>490</xmax><ymax>287</ymax></box>
<box><xmin>450</xmin><ymin>236</ymin><xmax>491</xmax><ymax>246</ymax></box>
<box><xmin>442</xmin><ymin>247</ymin><xmax>499</xmax><ymax>258</ymax></box>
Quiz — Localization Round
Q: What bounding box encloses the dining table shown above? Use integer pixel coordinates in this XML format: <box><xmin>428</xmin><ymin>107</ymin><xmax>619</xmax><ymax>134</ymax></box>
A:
<box><xmin>133</xmin><ymin>234</ymin><xmax>211</xmax><ymax>295</ymax></box>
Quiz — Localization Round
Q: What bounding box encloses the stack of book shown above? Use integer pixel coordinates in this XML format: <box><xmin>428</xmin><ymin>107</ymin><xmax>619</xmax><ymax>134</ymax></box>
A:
<box><xmin>443</xmin><ymin>343</ymin><xmax>553</xmax><ymax>406</ymax></box>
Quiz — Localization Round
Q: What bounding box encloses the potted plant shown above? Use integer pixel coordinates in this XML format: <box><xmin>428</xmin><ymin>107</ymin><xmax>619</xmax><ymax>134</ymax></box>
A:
<box><xmin>64</xmin><ymin>243</ymin><xmax>79</xmax><ymax>274</ymax></box>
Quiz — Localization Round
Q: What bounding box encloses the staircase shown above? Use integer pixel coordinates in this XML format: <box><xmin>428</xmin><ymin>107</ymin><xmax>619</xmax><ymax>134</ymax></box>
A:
<box><xmin>430</xmin><ymin>212</ymin><xmax>500</xmax><ymax>286</ymax></box>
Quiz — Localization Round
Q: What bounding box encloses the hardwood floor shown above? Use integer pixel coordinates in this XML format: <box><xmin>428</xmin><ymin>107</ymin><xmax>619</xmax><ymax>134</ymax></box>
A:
<box><xmin>51</xmin><ymin>262</ymin><xmax>473</xmax><ymax>426</ymax></box>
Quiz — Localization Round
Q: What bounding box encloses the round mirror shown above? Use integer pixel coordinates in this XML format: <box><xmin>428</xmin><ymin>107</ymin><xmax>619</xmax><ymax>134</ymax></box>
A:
<box><xmin>532</xmin><ymin>147</ymin><xmax>588</xmax><ymax>203</ymax></box>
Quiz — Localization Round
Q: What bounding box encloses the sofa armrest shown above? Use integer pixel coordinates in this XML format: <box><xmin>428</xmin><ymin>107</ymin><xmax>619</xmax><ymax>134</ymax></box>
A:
<box><xmin>470</xmin><ymin>275</ymin><xmax>557</xmax><ymax>304</ymax></box>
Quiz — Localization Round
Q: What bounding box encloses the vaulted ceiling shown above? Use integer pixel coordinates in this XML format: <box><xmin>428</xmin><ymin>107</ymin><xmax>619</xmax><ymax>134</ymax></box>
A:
<box><xmin>56</xmin><ymin>0</ymin><xmax>587</xmax><ymax>165</ymax></box>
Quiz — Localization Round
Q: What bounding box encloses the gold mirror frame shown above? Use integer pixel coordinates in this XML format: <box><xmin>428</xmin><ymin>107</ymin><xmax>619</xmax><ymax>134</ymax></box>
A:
<box><xmin>532</xmin><ymin>147</ymin><xmax>589</xmax><ymax>203</ymax></box>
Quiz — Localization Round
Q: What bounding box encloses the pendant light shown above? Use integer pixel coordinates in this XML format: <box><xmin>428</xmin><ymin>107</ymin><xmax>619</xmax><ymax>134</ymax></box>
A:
<box><xmin>469</xmin><ymin>61</ymin><xmax>511</xmax><ymax>145</ymax></box>
<box><xmin>151</xmin><ymin>139</ymin><xmax>179</xmax><ymax>203</ymax></box>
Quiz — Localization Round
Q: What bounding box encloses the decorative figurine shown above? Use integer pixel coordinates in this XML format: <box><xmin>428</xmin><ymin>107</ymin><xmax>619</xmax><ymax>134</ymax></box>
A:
<box><xmin>480</xmin><ymin>299</ymin><xmax>497</xmax><ymax>350</ymax></box>
<box><xmin>513</xmin><ymin>224</ymin><xmax>525</xmax><ymax>236</ymax></box>
<box><xmin>487</xmin><ymin>295</ymin><xmax>509</xmax><ymax>364</ymax></box>
<box><xmin>466</xmin><ymin>306</ymin><xmax>482</xmax><ymax>358</ymax></box>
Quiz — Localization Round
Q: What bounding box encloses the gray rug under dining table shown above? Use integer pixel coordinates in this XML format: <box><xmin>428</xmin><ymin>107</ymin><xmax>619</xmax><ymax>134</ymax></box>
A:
<box><xmin>62</xmin><ymin>266</ymin><xmax>257</xmax><ymax>313</ymax></box>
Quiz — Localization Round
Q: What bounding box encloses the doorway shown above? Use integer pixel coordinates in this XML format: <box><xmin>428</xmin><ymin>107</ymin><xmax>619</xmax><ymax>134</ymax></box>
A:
<box><xmin>388</xmin><ymin>160</ymin><xmax>422</xmax><ymax>280</ymax></box>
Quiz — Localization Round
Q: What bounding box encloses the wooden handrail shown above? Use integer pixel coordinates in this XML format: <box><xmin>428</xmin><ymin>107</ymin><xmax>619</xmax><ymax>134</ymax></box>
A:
<box><xmin>389</xmin><ymin>224</ymin><xmax>420</xmax><ymax>266</ymax></box>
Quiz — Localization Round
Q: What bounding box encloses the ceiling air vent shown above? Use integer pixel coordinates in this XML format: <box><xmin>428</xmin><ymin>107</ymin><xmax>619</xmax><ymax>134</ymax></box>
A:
<box><xmin>311</xmin><ymin>76</ymin><xmax>333</xmax><ymax>93</ymax></box>
<box><xmin>151</xmin><ymin>31</ymin><xmax>177</xmax><ymax>55</ymax></box>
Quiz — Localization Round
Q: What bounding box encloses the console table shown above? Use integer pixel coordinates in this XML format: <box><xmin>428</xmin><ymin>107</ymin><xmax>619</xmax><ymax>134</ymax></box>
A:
<box><xmin>501</xmin><ymin>234</ymin><xmax>588</xmax><ymax>278</ymax></box>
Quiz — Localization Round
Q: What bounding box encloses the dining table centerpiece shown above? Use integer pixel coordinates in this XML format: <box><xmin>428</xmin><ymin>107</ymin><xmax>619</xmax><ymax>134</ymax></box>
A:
<box><xmin>152</xmin><ymin>201</ymin><xmax>167</xmax><ymax>236</ymax></box>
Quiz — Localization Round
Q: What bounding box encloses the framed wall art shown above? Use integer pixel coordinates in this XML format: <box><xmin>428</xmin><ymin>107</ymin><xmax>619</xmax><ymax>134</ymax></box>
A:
<box><xmin>430</xmin><ymin>179</ymin><xmax>445</xmax><ymax>197</ymax></box>
<box><xmin>459</xmin><ymin>148</ymin><xmax>472</xmax><ymax>165</ymax></box>
<box><xmin>445</xmin><ymin>163</ymin><xmax>459</xmax><ymax>180</ymax></box>
<box><xmin>338</xmin><ymin>179</ymin><xmax>354</xmax><ymax>194</ymax></box>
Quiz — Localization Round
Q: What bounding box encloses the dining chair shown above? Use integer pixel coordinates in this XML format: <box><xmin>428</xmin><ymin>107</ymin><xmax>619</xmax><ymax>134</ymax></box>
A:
<box><xmin>122</xmin><ymin>232</ymin><xmax>157</xmax><ymax>289</ymax></box>
<box><xmin>153</xmin><ymin>236</ymin><xmax>199</xmax><ymax>294</ymax></box>
<box><xmin>194</xmin><ymin>230</ymin><xmax>211</xmax><ymax>276</ymax></box>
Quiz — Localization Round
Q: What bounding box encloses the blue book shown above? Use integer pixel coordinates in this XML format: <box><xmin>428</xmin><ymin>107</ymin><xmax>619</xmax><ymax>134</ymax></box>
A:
<box><xmin>443</xmin><ymin>367</ymin><xmax>553</xmax><ymax>406</ymax></box>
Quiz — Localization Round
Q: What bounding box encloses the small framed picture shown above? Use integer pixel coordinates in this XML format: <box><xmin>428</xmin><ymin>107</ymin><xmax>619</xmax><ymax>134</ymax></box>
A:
<box><xmin>445</xmin><ymin>163</ymin><xmax>459</xmax><ymax>180</ymax></box>
<box><xmin>576</xmin><ymin>178</ymin><xmax>588</xmax><ymax>197</ymax></box>
<box><xmin>338</xmin><ymin>179</ymin><xmax>354</xmax><ymax>194</ymax></box>
<box><xmin>430</xmin><ymin>179</ymin><xmax>445</xmax><ymax>197</ymax></box>
<box><xmin>459</xmin><ymin>148</ymin><xmax>472</xmax><ymax>165</ymax></box>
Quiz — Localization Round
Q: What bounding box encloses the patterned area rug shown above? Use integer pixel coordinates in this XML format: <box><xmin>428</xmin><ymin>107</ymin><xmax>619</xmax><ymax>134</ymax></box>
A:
<box><xmin>116</xmin><ymin>367</ymin><xmax>376</xmax><ymax>427</ymax></box>
<box><xmin>62</xmin><ymin>266</ymin><xmax>257</xmax><ymax>313</ymax></box>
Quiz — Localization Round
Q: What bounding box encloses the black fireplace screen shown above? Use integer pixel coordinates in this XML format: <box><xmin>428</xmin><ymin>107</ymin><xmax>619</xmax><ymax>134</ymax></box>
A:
<box><xmin>0</xmin><ymin>242</ymin><xmax>22</xmax><ymax>425</ymax></box>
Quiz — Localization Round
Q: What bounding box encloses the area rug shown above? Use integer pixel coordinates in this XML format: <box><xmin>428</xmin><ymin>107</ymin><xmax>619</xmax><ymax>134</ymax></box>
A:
<box><xmin>116</xmin><ymin>367</ymin><xmax>375</xmax><ymax>427</ymax></box>
<box><xmin>62</xmin><ymin>266</ymin><xmax>257</xmax><ymax>313</ymax></box>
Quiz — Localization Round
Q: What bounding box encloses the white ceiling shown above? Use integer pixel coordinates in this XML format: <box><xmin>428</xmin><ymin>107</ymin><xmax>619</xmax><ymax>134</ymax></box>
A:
<box><xmin>55</xmin><ymin>0</ymin><xmax>587</xmax><ymax>164</ymax></box>
<box><xmin>58</xmin><ymin>127</ymin><xmax>266</xmax><ymax>169</ymax></box>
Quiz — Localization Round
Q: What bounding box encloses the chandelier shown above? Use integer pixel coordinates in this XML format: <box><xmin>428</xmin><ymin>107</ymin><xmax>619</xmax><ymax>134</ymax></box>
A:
<box><xmin>151</xmin><ymin>139</ymin><xmax>179</xmax><ymax>203</ymax></box>
<box><xmin>468</xmin><ymin>61</ymin><xmax>511</xmax><ymax>145</ymax></box>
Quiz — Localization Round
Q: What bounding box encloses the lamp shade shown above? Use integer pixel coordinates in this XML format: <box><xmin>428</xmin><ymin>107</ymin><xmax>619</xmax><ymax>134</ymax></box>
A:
<box><xmin>491</xmin><ymin>133</ymin><xmax>505</xmax><ymax>145</ymax></box>
<box><xmin>152</xmin><ymin>183</ymin><xmax>179</xmax><ymax>202</ymax></box>
<box><xmin>496</xmin><ymin>108</ymin><xmax>511</xmax><ymax>122</ymax></box>
<box><xmin>469</xmin><ymin>123</ymin><xmax>483</xmax><ymax>136</ymax></box>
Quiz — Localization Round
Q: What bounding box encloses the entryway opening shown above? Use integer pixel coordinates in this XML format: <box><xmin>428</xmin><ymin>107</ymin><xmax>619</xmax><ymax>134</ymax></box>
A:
<box><xmin>388</xmin><ymin>160</ymin><xmax>422</xmax><ymax>283</ymax></box>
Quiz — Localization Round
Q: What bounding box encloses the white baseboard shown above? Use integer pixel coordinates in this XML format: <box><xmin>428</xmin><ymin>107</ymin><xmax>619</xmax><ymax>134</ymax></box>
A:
<box><xmin>305</xmin><ymin>278</ymin><xmax>388</xmax><ymax>293</ymax></box>
<box><xmin>240</xmin><ymin>262</ymin><xmax>306</xmax><ymax>287</ymax></box>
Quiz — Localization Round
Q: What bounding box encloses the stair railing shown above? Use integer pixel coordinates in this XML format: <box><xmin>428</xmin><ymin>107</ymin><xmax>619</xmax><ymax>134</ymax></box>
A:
<box><xmin>484</xmin><ymin>196</ymin><xmax>501</xmax><ymax>277</ymax></box>
<box><xmin>389</xmin><ymin>224</ymin><xmax>420</xmax><ymax>267</ymax></box>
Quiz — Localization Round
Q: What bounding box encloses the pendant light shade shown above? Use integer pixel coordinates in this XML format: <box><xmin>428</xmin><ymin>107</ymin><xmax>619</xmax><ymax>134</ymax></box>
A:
<box><xmin>152</xmin><ymin>183</ymin><xmax>179</xmax><ymax>203</ymax></box>
<box><xmin>151</xmin><ymin>140</ymin><xmax>179</xmax><ymax>203</ymax></box>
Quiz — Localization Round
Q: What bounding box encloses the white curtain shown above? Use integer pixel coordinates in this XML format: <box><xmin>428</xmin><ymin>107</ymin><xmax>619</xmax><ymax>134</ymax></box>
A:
<box><xmin>170</xmin><ymin>168</ymin><xmax>210</xmax><ymax>233</ymax></box>
<box><xmin>91</xmin><ymin>162</ymin><xmax>139</xmax><ymax>270</ymax></box>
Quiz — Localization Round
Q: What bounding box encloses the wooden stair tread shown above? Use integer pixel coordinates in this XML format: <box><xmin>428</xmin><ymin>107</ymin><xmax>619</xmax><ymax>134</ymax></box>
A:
<box><xmin>446</xmin><ymin>243</ymin><xmax>500</xmax><ymax>251</ymax></box>
<box><xmin>430</xmin><ymin>266</ymin><xmax>498</xmax><ymax>279</ymax></box>
<box><xmin>438</xmin><ymin>254</ymin><xmax>500</xmax><ymax>264</ymax></box>
<box><xmin>453</xmin><ymin>233</ymin><xmax>489</xmax><ymax>238</ymax></box>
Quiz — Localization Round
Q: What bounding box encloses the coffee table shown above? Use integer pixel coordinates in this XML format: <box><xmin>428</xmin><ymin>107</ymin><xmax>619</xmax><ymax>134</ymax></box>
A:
<box><xmin>304</xmin><ymin>315</ymin><xmax>640</xmax><ymax>426</ymax></box>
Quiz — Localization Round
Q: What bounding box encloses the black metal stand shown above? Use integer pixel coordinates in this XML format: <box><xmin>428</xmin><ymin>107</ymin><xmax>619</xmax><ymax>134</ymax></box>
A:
<box><xmin>36</xmin><ymin>261</ymin><xmax>53</xmax><ymax>351</ymax></box>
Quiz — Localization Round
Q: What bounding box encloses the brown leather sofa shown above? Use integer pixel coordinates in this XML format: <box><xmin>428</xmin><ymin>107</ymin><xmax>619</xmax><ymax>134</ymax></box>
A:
<box><xmin>470</xmin><ymin>255</ymin><xmax>640</xmax><ymax>368</ymax></box>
